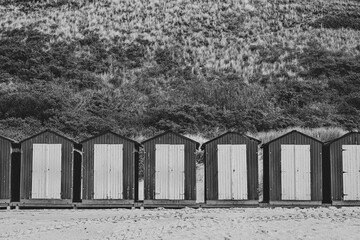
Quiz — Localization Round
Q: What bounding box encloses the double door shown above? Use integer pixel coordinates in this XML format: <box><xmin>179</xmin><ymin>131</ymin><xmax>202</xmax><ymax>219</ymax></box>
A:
<box><xmin>155</xmin><ymin>144</ymin><xmax>185</xmax><ymax>200</ymax></box>
<box><xmin>32</xmin><ymin>144</ymin><xmax>62</xmax><ymax>199</ymax></box>
<box><xmin>217</xmin><ymin>145</ymin><xmax>248</xmax><ymax>200</ymax></box>
<box><xmin>342</xmin><ymin>145</ymin><xmax>360</xmax><ymax>200</ymax></box>
<box><xmin>281</xmin><ymin>145</ymin><xmax>311</xmax><ymax>200</ymax></box>
<box><xmin>93</xmin><ymin>144</ymin><xmax>123</xmax><ymax>199</ymax></box>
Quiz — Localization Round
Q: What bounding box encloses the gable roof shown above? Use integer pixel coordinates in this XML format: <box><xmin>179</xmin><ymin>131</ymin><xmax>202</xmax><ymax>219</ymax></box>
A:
<box><xmin>80</xmin><ymin>130</ymin><xmax>141</xmax><ymax>147</ymax></box>
<box><xmin>141</xmin><ymin>131</ymin><xmax>200</xmax><ymax>149</ymax></box>
<box><xmin>0</xmin><ymin>134</ymin><xmax>16</xmax><ymax>143</ymax></box>
<box><xmin>201</xmin><ymin>131</ymin><xmax>261</xmax><ymax>150</ymax></box>
<box><xmin>20</xmin><ymin>129</ymin><xmax>77</xmax><ymax>144</ymax></box>
<box><xmin>261</xmin><ymin>130</ymin><xmax>323</xmax><ymax>148</ymax></box>
<box><xmin>324</xmin><ymin>131</ymin><xmax>360</xmax><ymax>146</ymax></box>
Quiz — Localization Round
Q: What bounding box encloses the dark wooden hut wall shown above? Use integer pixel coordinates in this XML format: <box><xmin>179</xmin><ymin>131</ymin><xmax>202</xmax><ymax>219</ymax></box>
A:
<box><xmin>204</xmin><ymin>133</ymin><xmax>259</xmax><ymax>201</ymax></box>
<box><xmin>265</xmin><ymin>131</ymin><xmax>323</xmax><ymax>201</ymax></box>
<box><xmin>81</xmin><ymin>132</ymin><xmax>137</xmax><ymax>200</ymax></box>
<box><xmin>143</xmin><ymin>132</ymin><xmax>197</xmax><ymax>201</ymax></box>
<box><xmin>20</xmin><ymin>132</ymin><xmax>74</xmax><ymax>200</ymax></box>
<box><xmin>263</xmin><ymin>144</ymin><xmax>270</xmax><ymax>203</ymax></box>
<box><xmin>0</xmin><ymin>137</ymin><xmax>12</xmax><ymax>201</ymax></box>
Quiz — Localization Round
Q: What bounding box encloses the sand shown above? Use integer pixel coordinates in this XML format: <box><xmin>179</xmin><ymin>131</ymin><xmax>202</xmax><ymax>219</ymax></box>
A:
<box><xmin>1</xmin><ymin>207</ymin><xmax>360</xmax><ymax>239</ymax></box>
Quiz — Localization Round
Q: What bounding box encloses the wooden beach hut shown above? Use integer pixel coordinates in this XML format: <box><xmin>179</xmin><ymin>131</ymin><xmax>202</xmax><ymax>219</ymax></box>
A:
<box><xmin>262</xmin><ymin>130</ymin><xmax>323</xmax><ymax>206</ymax></box>
<box><xmin>19</xmin><ymin>129</ymin><xmax>76</xmax><ymax>207</ymax></box>
<box><xmin>202</xmin><ymin>132</ymin><xmax>260</xmax><ymax>206</ymax></box>
<box><xmin>0</xmin><ymin>135</ymin><xmax>16</xmax><ymax>208</ymax></box>
<box><xmin>79</xmin><ymin>130</ymin><xmax>140</xmax><ymax>207</ymax></box>
<box><xmin>323</xmin><ymin>132</ymin><xmax>360</xmax><ymax>206</ymax></box>
<box><xmin>142</xmin><ymin>131</ymin><xmax>199</xmax><ymax>207</ymax></box>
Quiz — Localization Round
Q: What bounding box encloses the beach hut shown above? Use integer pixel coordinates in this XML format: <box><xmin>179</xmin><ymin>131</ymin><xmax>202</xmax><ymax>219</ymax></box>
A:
<box><xmin>323</xmin><ymin>132</ymin><xmax>360</xmax><ymax>206</ymax></box>
<box><xmin>79</xmin><ymin>130</ymin><xmax>140</xmax><ymax>207</ymax></box>
<box><xmin>0</xmin><ymin>135</ymin><xmax>16</xmax><ymax>208</ymax></box>
<box><xmin>262</xmin><ymin>130</ymin><xmax>323</xmax><ymax>206</ymax></box>
<box><xmin>19</xmin><ymin>129</ymin><xmax>76</xmax><ymax>207</ymax></box>
<box><xmin>142</xmin><ymin>131</ymin><xmax>199</xmax><ymax>207</ymax></box>
<box><xmin>201</xmin><ymin>132</ymin><xmax>260</xmax><ymax>206</ymax></box>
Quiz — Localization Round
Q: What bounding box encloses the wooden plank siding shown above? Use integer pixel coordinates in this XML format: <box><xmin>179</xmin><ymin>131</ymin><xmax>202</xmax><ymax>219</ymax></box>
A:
<box><xmin>0</xmin><ymin>136</ymin><xmax>13</xmax><ymax>206</ymax></box>
<box><xmin>81</xmin><ymin>131</ymin><xmax>139</xmax><ymax>203</ymax></box>
<box><xmin>325</xmin><ymin>132</ymin><xmax>360</xmax><ymax>205</ymax></box>
<box><xmin>262</xmin><ymin>130</ymin><xmax>323</xmax><ymax>204</ymax></box>
<box><xmin>202</xmin><ymin>132</ymin><xmax>260</xmax><ymax>205</ymax></box>
<box><xmin>19</xmin><ymin>130</ymin><xmax>75</xmax><ymax>206</ymax></box>
<box><xmin>142</xmin><ymin>132</ymin><xmax>199</xmax><ymax>204</ymax></box>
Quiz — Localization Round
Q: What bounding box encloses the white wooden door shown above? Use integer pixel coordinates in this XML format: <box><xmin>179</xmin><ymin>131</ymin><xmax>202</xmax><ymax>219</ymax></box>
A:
<box><xmin>94</xmin><ymin>144</ymin><xmax>123</xmax><ymax>199</ymax></box>
<box><xmin>295</xmin><ymin>145</ymin><xmax>311</xmax><ymax>200</ymax></box>
<box><xmin>32</xmin><ymin>144</ymin><xmax>61</xmax><ymax>199</ymax></box>
<box><xmin>281</xmin><ymin>145</ymin><xmax>311</xmax><ymax>200</ymax></box>
<box><xmin>343</xmin><ymin>145</ymin><xmax>360</xmax><ymax>200</ymax></box>
<box><xmin>281</xmin><ymin>145</ymin><xmax>296</xmax><ymax>200</ymax></box>
<box><xmin>155</xmin><ymin>144</ymin><xmax>169</xmax><ymax>199</ymax></box>
<box><xmin>231</xmin><ymin>145</ymin><xmax>248</xmax><ymax>200</ymax></box>
<box><xmin>169</xmin><ymin>145</ymin><xmax>185</xmax><ymax>200</ymax></box>
<box><xmin>218</xmin><ymin>145</ymin><xmax>248</xmax><ymax>200</ymax></box>
<box><xmin>155</xmin><ymin>144</ymin><xmax>185</xmax><ymax>200</ymax></box>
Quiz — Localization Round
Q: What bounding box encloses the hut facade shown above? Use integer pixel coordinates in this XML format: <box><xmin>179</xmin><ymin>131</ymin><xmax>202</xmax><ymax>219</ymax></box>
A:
<box><xmin>0</xmin><ymin>135</ymin><xmax>15</xmax><ymax>208</ymax></box>
<box><xmin>323</xmin><ymin>132</ymin><xmax>360</xmax><ymax>205</ymax></box>
<box><xmin>80</xmin><ymin>131</ymin><xmax>140</xmax><ymax>207</ymax></box>
<box><xmin>142</xmin><ymin>131</ymin><xmax>199</xmax><ymax>207</ymax></box>
<box><xmin>19</xmin><ymin>130</ymin><xmax>76</xmax><ymax>207</ymax></box>
<box><xmin>202</xmin><ymin>132</ymin><xmax>260</xmax><ymax>206</ymax></box>
<box><xmin>262</xmin><ymin>130</ymin><xmax>323</xmax><ymax>205</ymax></box>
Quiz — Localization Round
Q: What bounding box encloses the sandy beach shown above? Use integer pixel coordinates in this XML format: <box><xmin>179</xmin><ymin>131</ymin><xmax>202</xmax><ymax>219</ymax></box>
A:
<box><xmin>1</xmin><ymin>207</ymin><xmax>360</xmax><ymax>240</ymax></box>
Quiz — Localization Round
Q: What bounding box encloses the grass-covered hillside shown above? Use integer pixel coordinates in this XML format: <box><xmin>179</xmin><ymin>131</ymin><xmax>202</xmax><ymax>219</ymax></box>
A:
<box><xmin>0</xmin><ymin>0</ymin><xmax>360</xmax><ymax>141</ymax></box>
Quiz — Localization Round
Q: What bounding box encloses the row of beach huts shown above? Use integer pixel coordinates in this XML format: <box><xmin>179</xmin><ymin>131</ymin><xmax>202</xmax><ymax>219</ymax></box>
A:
<box><xmin>0</xmin><ymin>129</ymin><xmax>359</xmax><ymax>209</ymax></box>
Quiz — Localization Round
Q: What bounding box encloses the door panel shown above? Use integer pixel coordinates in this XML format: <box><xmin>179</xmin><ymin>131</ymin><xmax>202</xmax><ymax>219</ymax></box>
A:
<box><xmin>94</xmin><ymin>144</ymin><xmax>107</xmax><ymax>199</ymax></box>
<box><xmin>217</xmin><ymin>145</ymin><xmax>232</xmax><ymax>200</ymax></box>
<box><xmin>32</xmin><ymin>144</ymin><xmax>46</xmax><ymax>199</ymax></box>
<box><xmin>217</xmin><ymin>145</ymin><xmax>248</xmax><ymax>200</ymax></box>
<box><xmin>343</xmin><ymin>145</ymin><xmax>360</xmax><ymax>200</ymax></box>
<box><xmin>281</xmin><ymin>145</ymin><xmax>295</xmax><ymax>200</ymax></box>
<box><xmin>295</xmin><ymin>145</ymin><xmax>311</xmax><ymax>200</ymax></box>
<box><xmin>155</xmin><ymin>144</ymin><xmax>185</xmax><ymax>200</ymax></box>
<box><xmin>231</xmin><ymin>145</ymin><xmax>247</xmax><ymax>200</ymax></box>
<box><xmin>31</xmin><ymin>144</ymin><xmax>61</xmax><ymax>199</ymax></box>
<box><xmin>169</xmin><ymin>145</ymin><xmax>185</xmax><ymax>200</ymax></box>
<box><xmin>281</xmin><ymin>145</ymin><xmax>311</xmax><ymax>200</ymax></box>
<box><xmin>94</xmin><ymin>144</ymin><xmax>123</xmax><ymax>199</ymax></box>
<box><xmin>155</xmin><ymin>144</ymin><xmax>169</xmax><ymax>199</ymax></box>
<box><xmin>47</xmin><ymin>144</ymin><xmax>62</xmax><ymax>199</ymax></box>
<box><xmin>108</xmin><ymin>144</ymin><xmax>123</xmax><ymax>199</ymax></box>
